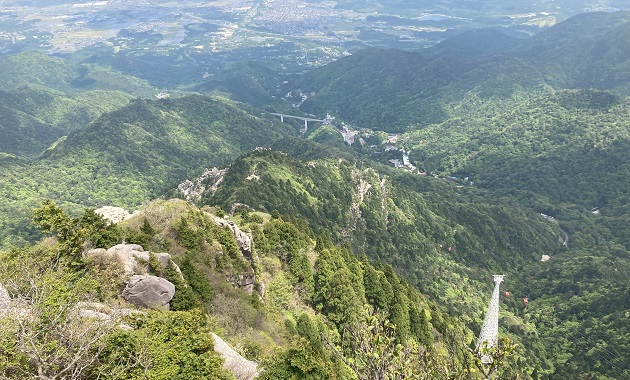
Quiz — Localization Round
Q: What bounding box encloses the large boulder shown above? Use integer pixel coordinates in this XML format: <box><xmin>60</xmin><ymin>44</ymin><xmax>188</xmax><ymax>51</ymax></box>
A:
<box><xmin>86</xmin><ymin>244</ymin><xmax>178</xmax><ymax>276</ymax></box>
<box><xmin>106</xmin><ymin>244</ymin><xmax>146</xmax><ymax>274</ymax></box>
<box><xmin>122</xmin><ymin>275</ymin><xmax>175</xmax><ymax>310</ymax></box>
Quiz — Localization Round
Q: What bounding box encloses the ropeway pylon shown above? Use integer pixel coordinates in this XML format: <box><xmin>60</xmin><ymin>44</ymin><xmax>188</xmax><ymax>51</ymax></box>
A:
<box><xmin>476</xmin><ymin>275</ymin><xmax>505</xmax><ymax>364</ymax></box>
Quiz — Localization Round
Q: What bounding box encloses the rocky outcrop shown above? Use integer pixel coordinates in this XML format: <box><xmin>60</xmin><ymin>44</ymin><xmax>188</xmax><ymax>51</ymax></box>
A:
<box><xmin>85</xmin><ymin>244</ymin><xmax>180</xmax><ymax>277</ymax></box>
<box><xmin>233</xmin><ymin>273</ymin><xmax>256</xmax><ymax>295</ymax></box>
<box><xmin>95</xmin><ymin>206</ymin><xmax>138</xmax><ymax>224</ymax></box>
<box><xmin>0</xmin><ymin>283</ymin><xmax>10</xmax><ymax>311</ymax></box>
<box><xmin>85</xmin><ymin>244</ymin><xmax>183</xmax><ymax>309</ymax></box>
<box><xmin>121</xmin><ymin>275</ymin><xmax>175</xmax><ymax>310</ymax></box>
<box><xmin>211</xmin><ymin>333</ymin><xmax>258</xmax><ymax>380</ymax></box>
<box><xmin>212</xmin><ymin>217</ymin><xmax>263</xmax><ymax>296</ymax></box>
<box><xmin>178</xmin><ymin>167</ymin><xmax>227</xmax><ymax>202</ymax></box>
<box><xmin>214</xmin><ymin>217</ymin><xmax>252</xmax><ymax>260</ymax></box>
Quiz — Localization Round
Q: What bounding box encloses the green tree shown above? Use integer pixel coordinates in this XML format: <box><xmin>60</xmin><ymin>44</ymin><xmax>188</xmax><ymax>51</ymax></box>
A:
<box><xmin>362</xmin><ymin>258</ymin><xmax>394</xmax><ymax>311</ymax></box>
<box><xmin>314</xmin><ymin>248</ymin><xmax>364</xmax><ymax>326</ymax></box>
<box><xmin>326</xmin><ymin>306</ymin><xmax>415</xmax><ymax>380</ymax></box>
<box><xmin>97</xmin><ymin>310</ymin><xmax>234</xmax><ymax>380</ymax></box>
<box><xmin>164</xmin><ymin>261</ymin><xmax>202</xmax><ymax>311</ymax></box>
<box><xmin>32</xmin><ymin>199</ymin><xmax>121</xmax><ymax>261</ymax></box>
<box><xmin>172</xmin><ymin>216</ymin><xmax>199</xmax><ymax>252</ymax></box>
<box><xmin>259</xmin><ymin>313</ymin><xmax>351</xmax><ymax>380</ymax></box>
<box><xmin>0</xmin><ymin>246</ymin><xmax>117</xmax><ymax>380</ymax></box>
<box><xmin>473</xmin><ymin>338</ymin><xmax>517</xmax><ymax>379</ymax></box>
<box><xmin>178</xmin><ymin>256</ymin><xmax>214</xmax><ymax>304</ymax></box>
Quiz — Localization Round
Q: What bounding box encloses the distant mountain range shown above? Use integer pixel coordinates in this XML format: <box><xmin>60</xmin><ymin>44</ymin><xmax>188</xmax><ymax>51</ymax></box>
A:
<box><xmin>286</xmin><ymin>11</ymin><xmax>630</xmax><ymax>131</ymax></box>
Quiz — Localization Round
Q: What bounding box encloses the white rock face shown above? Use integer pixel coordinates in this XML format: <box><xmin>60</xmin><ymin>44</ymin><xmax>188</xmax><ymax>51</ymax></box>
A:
<box><xmin>211</xmin><ymin>333</ymin><xmax>258</xmax><ymax>380</ymax></box>
<box><xmin>122</xmin><ymin>275</ymin><xmax>175</xmax><ymax>310</ymax></box>
<box><xmin>95</xmin><ymin>206</ymin><xmax>138</xmax><ymax>224</ymax></box>
<box><xmin>0</xmin><ymin>283</ymin><xmax>10</xmax><ymax>311</ymax></box>
<box><xmin>541</xmin><ymin>254</ymin><xmax>551</xmax><ymax>262</ymax></box>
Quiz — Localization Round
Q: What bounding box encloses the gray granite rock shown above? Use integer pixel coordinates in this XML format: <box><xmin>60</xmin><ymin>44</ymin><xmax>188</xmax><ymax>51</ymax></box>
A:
<box><xmin>122</xmin><ymin>275</ymin><xmax>175</xmax><ymax>310</ymax></box>
<box><xmin>105</xmin><ymin>244</ymin><xmax>146</xmax><ymax>273</ymax></box>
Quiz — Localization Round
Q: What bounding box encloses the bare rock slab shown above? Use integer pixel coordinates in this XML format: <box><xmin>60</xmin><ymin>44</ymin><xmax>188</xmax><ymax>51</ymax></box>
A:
<box><xmin>212</xmin><ymin>333</ymin><xmax>258</xmax><ymax>380</ymax></box>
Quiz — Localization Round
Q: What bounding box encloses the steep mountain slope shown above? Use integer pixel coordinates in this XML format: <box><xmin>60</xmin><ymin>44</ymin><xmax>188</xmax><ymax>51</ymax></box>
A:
<box><xmin>192</xmin><ymin>145</ymin><xmax>562</xmax><ymax>312</ymax></box>
<box><xmin>181</xmin><ymin>138</ymin><xmax>630</xmax><ymax>379</ymax></box>
<box><xmin>288</xmin><ymin>48</ymin><xmax>477</xmax><ymax>131</ymax></box>
<box><xmin>1</xmin><ymin>197</ymin><xmax>480</xmax><ymax>379</ymax></box>
<box><xmin>516</xmin><ymin>246</ymin><xmax>630</xmax><ymax>379</ymax></box>
<box><xmin>0</xmin><ymin>95</ymin><xmax>296</xmax><ymax>246</ymax></box>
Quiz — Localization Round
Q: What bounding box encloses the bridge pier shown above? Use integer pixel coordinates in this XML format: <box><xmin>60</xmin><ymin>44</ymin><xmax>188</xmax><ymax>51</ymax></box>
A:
<box><xmin>269</xmin><ymin>112</ymin><xmax>325</xmax><ymax>134</ymax></box>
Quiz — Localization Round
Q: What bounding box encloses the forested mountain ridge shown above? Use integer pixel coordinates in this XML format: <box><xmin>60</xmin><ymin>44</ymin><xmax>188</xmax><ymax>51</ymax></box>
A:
<box><xmin>0</xmin><ymin>90</ymin><xmax>65</xmax><ymax>157</ymax></box>
<box><xmin>421</xmin><ymin>29</ymin><xmax>519</xmax><ymax>58</ymax></box>
<box><xmin>514</xmin><ymin>11</ymin><xmax>630</xmax><ymax>92</ymax></box>
<box><xmin>194</xmin><ymin>61</ymin><xmax>284</xmax><ymax>107</ymax></box>
<box><xmin>182</xmin><ymin>136</ymin><xmax>630</xmax><ymax>378</ymax></box>
<box><xmin>403</xmin><ymin>89</ymin><xmax>630</xmax><ymax>250</ymax></box>
<box><xmin>0</xmin><ymin>51</ymin><xmax>155</xmax><ymax>97</ymax></box>
<box><xmin>168</xmin><ymin>143</ymin><xmax>568</xmax><ymax>375</ymax></box>
<box><xmin>197</xmin><ymin>143</ymin><xmax>562</xmax><ymax>298</ymax></box>
<box><xmin>406</xmin><ymin>89</ymin><xmax>627</xmax><ymax>203</ymax></box>
<box><xmin>172</xmin><ymin>128</ymin><xmax>630</xmax><ymax>378</ymax></box>
<box><xmin>0</xmin><ymin>95</ymin><xmax>296</xmax><ymax>246</ymax></box>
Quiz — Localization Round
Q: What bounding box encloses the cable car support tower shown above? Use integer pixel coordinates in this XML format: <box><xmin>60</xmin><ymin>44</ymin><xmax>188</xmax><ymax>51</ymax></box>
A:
<box><xmin>476</xmin><ymin>275</ymin><xmax>505</xmax><ymax>364</ymax></box>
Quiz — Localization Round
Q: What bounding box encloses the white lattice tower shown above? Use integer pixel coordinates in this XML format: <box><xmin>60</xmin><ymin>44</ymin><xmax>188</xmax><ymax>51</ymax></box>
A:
<box><xmin>476</xmin><ymin>275</ymin><xmax>505</xmax><ymax>364</ymax></box>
